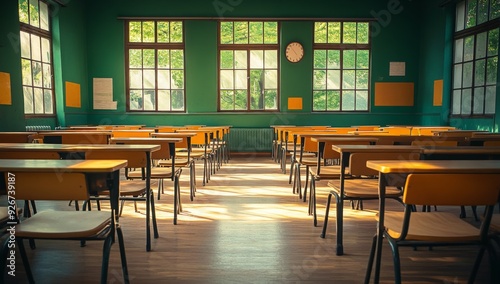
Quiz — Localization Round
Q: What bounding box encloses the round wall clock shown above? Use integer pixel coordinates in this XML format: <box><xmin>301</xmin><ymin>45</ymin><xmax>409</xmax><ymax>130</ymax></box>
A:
<box><xmin>285</xmin><ymin>41</ymin><xmax>304</xmax><ymax>63</ymax></box>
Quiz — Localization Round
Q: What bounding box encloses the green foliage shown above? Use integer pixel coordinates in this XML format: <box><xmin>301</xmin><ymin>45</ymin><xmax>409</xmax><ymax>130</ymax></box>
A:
<box><xmin>19</xmin><ymin>0</ymin><xmax>29</xmax><ymax>24</ymax></box>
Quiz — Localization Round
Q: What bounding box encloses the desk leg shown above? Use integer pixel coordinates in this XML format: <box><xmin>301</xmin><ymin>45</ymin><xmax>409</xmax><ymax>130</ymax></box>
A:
<box><xmin>146</xmin><ymin>154</ymin><xmax>152</xmax><ymax>252</ymax></box>
<box><xmin>336</xmin><ymin>152</ymin><xmax>349</xmax><ymax>256</ymax></box>
<box><xmin>110</xmin><ymin>170</ymin><xmax>121</xmax><ymax>242</ymax></box>
<box><xmin>374</xmin><ymin>175</ymin><xmax>387</xmax><ymax>284</ymax></box>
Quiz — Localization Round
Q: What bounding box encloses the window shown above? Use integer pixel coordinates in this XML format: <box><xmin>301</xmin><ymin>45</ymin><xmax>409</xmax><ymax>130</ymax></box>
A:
<box><xmin>218</xmin><ymin>21</ymin><xmax>279</xmax><ymax>111</ymax></box>
<box><xmin>125</xmin><ymin>20</ymin><xmax>185</xmax><ymax>112</ymax></box>
<box><xmin>313</xmin><ymin>21</ymin><xmax>371</xmax><ymax>112</ymax></box>
<box><xmin>452</xmin><ymin>0</ymin><xmax>499</xmax><ymax>116</ymax></box>
<box><xmin>19</xmin><ymin>0</ymin><xmax>54</xmax><ymax>115</ymax></box>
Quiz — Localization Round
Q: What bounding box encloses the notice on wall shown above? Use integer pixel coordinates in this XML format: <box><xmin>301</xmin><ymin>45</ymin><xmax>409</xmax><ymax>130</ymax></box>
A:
<box><xmin>66</xmin><ymin>81</ymin><xmax>81</xmax><ymax>108</ymax></box>
<box><xmin>93</xmin><ymin>78</ymin><xmax>117</xmax><ymax>110</ymax></box>
<box><xmin>0</xmin><ymin>72</ymin><xmax>12</xmax><ymax>105</ymax></box>
<box><xmin>389</xmin><ymin>62</ymin><xmax>406</xmax><ymax>76</ymax></box>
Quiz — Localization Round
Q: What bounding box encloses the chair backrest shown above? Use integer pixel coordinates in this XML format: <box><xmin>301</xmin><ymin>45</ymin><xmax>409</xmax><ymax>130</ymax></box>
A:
<box><xmin>411</xmin><ymin>139</ymin><xmax>458</xmax><ymax>147</ymax></box>
<box><xmin>483</xmin><ymin>140</ymin><xmax>500</xmax><ymax>147</ymax></box>
<box><xmin>39</xmin><ymin>132</ymin><xmax>111</xmax><ymax>144</ymax></box>
<box><xmin>112</xmin><ymin>130</ymin><xmax>154</xmax><ymax>138</ymax></box>
<box><xmin>85</xmin><ymin>150</ymin><xmax>147</xmax><ymax>169</ymax></box>
<box><xmin>12</xmin><ymin>172</ymin><xmax>89</xmax><ymax>201</ymax></box>
<box><xmin>349</xmin><ymin>151</ymin><xmax>419</xmax><ymax>177</ymax></box>
<box><xmin>323</xmin><ymin>140</ymin><xmax>371</xmax><ymax>160</ymax></box>
<box><xmin>403</xmin><ymin>173</ymin><xmax>500</xmax><ymax>206</ymax></box>
<box><xmin>109</xmin><ymin>138</ymin><xmax>173</xmax><ymax>161</ymax></box>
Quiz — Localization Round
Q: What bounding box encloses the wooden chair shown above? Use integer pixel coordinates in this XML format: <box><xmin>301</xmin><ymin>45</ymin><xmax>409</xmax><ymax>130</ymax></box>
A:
<box><xmin>365</xmin><ymin>173</ymin><xmax>500</xmax><ymax>284</ymax></box>
<box><xmin>176</xmin><ymin>129</ymin><xmax>212</xmax><ymax>186</ymax></box>
<box><xmin>0</xmin><ymin>171</ymin><xmax>129</xmax><ymax>283</ymax></box>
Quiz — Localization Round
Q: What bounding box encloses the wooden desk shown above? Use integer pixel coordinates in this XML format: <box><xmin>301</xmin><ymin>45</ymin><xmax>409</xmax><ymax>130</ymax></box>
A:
<box><xmin>421</xmin><ymin>146</ymin><xmax>500</xmax><ymax>160</ymax></box>
<box><xmin>38</xmin><ymin>131</ymin><xmax>112</xmax><ymax>144</ymax></box>
<box><xmin>366</xmin><ymin>160</ymin><xmax>500</xmax><ymax>283</ymax></box>
<box><xmin>0</xmin><ymin>132</ymin><xmax>38</xmax><ymax>143</ymax></box>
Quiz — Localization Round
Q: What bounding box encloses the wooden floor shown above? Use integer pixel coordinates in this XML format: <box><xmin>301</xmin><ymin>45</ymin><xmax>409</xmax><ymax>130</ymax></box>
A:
<box><xmin>1</xmin><ymin>155</ymin><xmax>496</xmax><ymax>283</ymax></box>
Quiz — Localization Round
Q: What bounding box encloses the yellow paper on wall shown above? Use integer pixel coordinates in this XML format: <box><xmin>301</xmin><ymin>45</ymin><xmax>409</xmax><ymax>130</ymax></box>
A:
<box><xmin>433</xmin><ymin>79</ymin><xmax>443</xmax><ymax>106</ymax></box>
<box><xmin>374</xmin><ymin>82</ymin><xmax>414</xmax><ymax>106</ymax></box>
<box><xmin>0</xmin><ymin>72</ymin><xmax>12</xmax><ymax>105</ymax></box>
<box><xmin>66</xmin><ymin>81</ymin><xmax>81</xmax><ymax>108</ymax></box>
<box><xmin>288</xmin><ymin>97</ymin><xmax>303</xmax><ymax>110</ymax></box>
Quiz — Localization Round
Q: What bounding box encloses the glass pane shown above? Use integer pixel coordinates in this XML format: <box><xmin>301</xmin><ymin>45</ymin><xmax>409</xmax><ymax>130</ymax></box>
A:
<box><xmin>327</xmin><ymin>22</ymin><xmax>341</xmax><ymax>43</ymax></box>
<box><xmin>129</xmin><ymin>21</ymin><xmax>142</xmax><ymax>42</ymax></box>
<box><xmin>250</xmin><ymin>50</ymin><xmax>264</xmax><ymax>69</ymax></box>
<box><xmin>39</xmin><ymin>1</ymin><xmax>49</xmax><ymax>31</ymax></box>
<box><xmin>220</xmin><ymin>50</ymin><xmax>234</xmax><ymax>69</ymax></box>
<box><xmin>158</xmin><ymin>70</ymin><xmax>170</xmax><ymax>89</ymax></box>
<box><xmin>452</xmin><ymin>90</ymin><xmax>461</xmax><ymax>114</ymax></box>
<box><xmin>473</xmin><ymin>87</ymin><xmax>485</xmax><ymax>114</ymax></box>
<box><xmin>313</xmin><ymin>70</ymin><xmax>326</xmax><ymax>89</ymax></box>
<box><xmin>220</xmin><ymin>22</ymin><xmax>233</xmax><ymax>44</ymax></box>
<box><xmin>327</xmin><ymin>91</ymin><xmax>340</xmax><ymax>111</ymax></box>
<box><xmin>44</xmin><ymin>89</ymin><xmax>53</xmax><ymax>114</ymax></box>
<box><xmin>23</xmin><ymin>87</ymin><xmax>33</xmax><ymax>113</ymax></box>
<box><xmin>157</xmin><ymin>21</ymin><xmax>170</xmax><ymax>43</ymax></box>
<box><xmin>143</xmin><ymin>90</ymin><xmax>155</xmax><ymax>110</ymax></box>
<box><xmin>476</xmin><ymin>32</ymin><xmax>487</xmax><ymax>59</ymax></box>
<box><xmin>326</xmin><ymin>70</ymin><xmax>340</xmax><ymax>89</ymax></box>
<box><xmin>143</xmin><ymin>70</ymin><xmax>155</xmax><ymax>89</ymax></box>
<box><xmin>129</xmin><ymin>70</ymin><xmax>142</xmax><ymax>88</ymax></box>
<box><xmin>234</xmin><ymin>70</ymin><xmax>247</xmax><ymax>89</ymax></box>
<box><xmin>356</xmin><ymin>70</ymin><xmax>369</xmax><ymax>89</ymax></box>
<box><xmin>342</xmin><ymin>70</ymin><xmax>355</xmax><ymax>89</ymax></box>
<box><xmin>129</xmin><ymin>49</ymin><xmax>143</xmax><ymax>68</ymax></box>
<box><xmin>172</xmin><ymin>90</ymin><xmax>184</xmax><ymax>110</ymax></box>
<box><xmin>22</xmin><ymin>59</ymin><xmax>32</xmax><ymax>85</ymax></box>
<box><xmin>263</xmin><ymin>22</ymin><xmax>277</xmax><ymax>44</ymax></box>
<box><xmin>463</xmin><ymin>62</ymin><xmax>473</xmax><ymax>88</ymax></box>
<box><xmin>461</xmin><ymin>88</ymin><xmax>472</xmax><ymax>114</ymax></box>
<box><xmin>235</xmin><ymin>90</ymin><xmax>247</xmax><ymax>110</ymax></box>
<box><xmin>488</xmin><ymin>28</ymin><xmax>499</xmax><ymax>56</ymax></box>
<box><xmin>143</xmin><ymin>49</ymin><xmax>155</xmax><ymax>68</ymax></box>
<box><xmin>235</xmin><ymin>50</ymin><xmax>247</xmax><ymax>69</ymax></box>
<box><xmin>343</xmin><ymin>50</ymin><xmax>356</xmax><ymax>69</ymax></box>
<box><xmin>264</xmin><ymin>90</ymin><xmax>277</xmax><ymax>110</ymax></box>
<box><xmin>456</xmin><ymin>0</ymin><xmax>466</xmax><ymax>31</ymax></box>
<box><xmin>220</xmin><ymin>90</ymin><xmax>234</xmax><ymax>110</ymax></box>
<box><xmin>466</xmin><ymin>0</ymin><xmax>477</xmax><ymax>28</ymax></box>
<box><xmin>343</xmin><ymin>22</ymin><xmax>357</xmax><ymax>44</ymax></box>
<box><xmin>265</xmin><ymin>50</ymin><xmax>277</xmax><ymax>68</ymax></box>
<box><xmin>29</xmin><ymin>0</ymin><xmax>39</xmax><ymax>28</ymax></box>
<box><xmin>454</xmin><ymin>38</ymin><xmax>464</xmax><ymax>63</ymax></box>
<box><xmin>250</xmin><ymin>70</ymin><xmax>264</xmax><ymax>109</ymax></box>
<box><xmin>264</xmin><ymin>70</ymin><xmax>277</xmax><ymax>89</ymax></box>
<box><xmin>158</xmin><ymin>90</ymin><xmax>171</xmax><ymax>111</ymax></box>
<box><xmin>142</xmin><ymin>21</ymin><xmax>155</xmax><ymax>43</ymax></box>
<box><xmin>157</xmin><ymin>49</ymin><xmax>170</xmax><ymax>68</ymax></box>
<box><xmin>475</xmin><ymin>59</ymin><xmax>486</xmax><ymax>86</ymax></box>
<box><xmin>42</xmin><ymin>63</ymin><xmax>51</xmax><ymax>88</ymax></box>
<box><xmin>32</xmin><ymin>61</ymin><xmax>42</xmax><ymax>87</ymax></box>
<box><xmin>31</xmin><ymin>34</ymin><xmax>41</xmax><ymax>61</ymax></box>
<box><xmin>171</xmin><ymin>21</ymin><xmax>183</xmax><ymax>43</ymax></box>
<box><xmin>485</xmin><ymin>86</ymin><xmax>496</xmax><ymax>114</ymax></box>
<box><xmin>20</xmin><ymin>31</ymin><xmax>31</xmax><ymax>58</ymax></box>
<box><xmin>342</xmin><ymin>91</ymin><xmax>355</xmax><ymax>110</ymax></box>
<box><xmin>453</xmin><ymin>64</ymin><xmax>463</xmax><ymax>88</ymax></box>
<box><xmin>313</xmin><ymin>91</ymin><xmax>326</xmax><ymax>111</ymax></box>
<box><xmin>315</xmin><ymin>22</ymin><xmax>327</xmax><ymax>43</ymax></box>
<box><xmin>249</xmin><ymin>22</ymin><xmax>263</xmax><ymax>44</ymax></box>
<box><xmin>314</xmin><ymin>50</ymin><xmax>327</xmax><ymax>69</ymax></box>
<box><xmin>492</xmin><ymin>0</ymin><xmax>500</xmax><ymax>19</ymax></box>
<box><xmin>34</xmin><ymin>88</ymin><xmax>43</xmax><ymax>113</ymax></box>
<box><xmin>220</xmin><ymin>70</ymin><xmax>234</xmax><ymax>89</ymax></box>
<box><xmin>234</xmin><ymin>22</ymin><xmax>248</xmax><ymax>44</ymax></box>
<box><xmin>486</xmin><ymin>57</ymin><xmax>498</xmax><ymax>84</ymax></box>
<box><xmin>171</xmin><ymin>50</ymin><xmax>183</xmax><ymax>69</ymax></box>
<box><xmin>477</xmin><ymin>0</ymin><xmax>489</xmax><ymax>24</ymax></box>
<box><xmin>19</xmin><ymin>0</ymin><xmax>29</xmax><ymax>24</ymax></box>
<box><xmin>356</xmin><ymin>91</ymin><xmax>369</xmax><ymax>110</ymax></box>
<box><xmin>464</xmin><ymin>36</ymin><xmax>475</xmax><ymax>61</ymax></box>
<box><xmin>171</xmin><ymin>70</ymin><xmax>184</xmax><ymax>89</ymax></box>
<box><xmin>327</xmin><ymin>50</ymin><xmax>340</xmax><ymax>69</ymax></box>
<box><xmin>357</xmin><ymin>22</ymin><xmax>369</xmax><ymax>44</ymax></box>
<box><xmin>129</xmin><ymin>90</ymin><xmax>143</xmax><ymax>110</ymax></box>
<box><xmin>41</xmin><ymin>37</ymin><xmax>50</xmax><ymax>63</ymax></box>
<box><xmin>356</xmin><ymin>50</ymin><xmax>370</xmax><ymax>69</ymax></box>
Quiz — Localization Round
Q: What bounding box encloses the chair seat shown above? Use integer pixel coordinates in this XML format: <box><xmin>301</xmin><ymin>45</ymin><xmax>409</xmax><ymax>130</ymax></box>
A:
<box><xmin>329</xmin><ymin>179</ymin><xmax>402</xmax><ymax>198</ymax></box>
<box><xmin>128</xmin><ymin>167</ymin><xmax>174</xmax><ymax>179</ymax></box>
<box><xmin>309</xmin><ymin>165</ymin><xmax>342</xmax><ymax>179</ymax></box>
<box><xmin>380</xmin><ymin>211</ymin><xmax>481</xmax><ymax>242</ymax></box>
<box><xmin>16</xmin><ymin>211</ymin><xmax>111</xmax><ymax>239</ymax></box>
<box><xmin>158</xmin><ymin>158</ymin><xmax>190</xmax><ymax>167</ymax></box>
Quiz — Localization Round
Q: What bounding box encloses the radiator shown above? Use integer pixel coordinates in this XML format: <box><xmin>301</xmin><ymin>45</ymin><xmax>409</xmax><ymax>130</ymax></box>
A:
<box><xmin>228</xmin><ymin>128</ymin><xmax>273</xmax><ymax>152</ymax></box>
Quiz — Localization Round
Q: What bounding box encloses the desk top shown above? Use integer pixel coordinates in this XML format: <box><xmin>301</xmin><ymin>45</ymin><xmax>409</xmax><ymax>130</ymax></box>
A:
<box><xmin>0</xmin><ymin>143</ymin><xmax>160</xmax><ymax>152</ymax></box>
<box><xmin>332</xmin><ymin>144</ymin><xmax>421</xmax><ymax>153</ymax></box>
<box><xmin>421</xmin><ymin>146</ymin><xmax>500</xmax><ymax>154</ymax></box>
<box><xmin>151</xmin><ymin>132</ymin><xmax>197</xmax><ymax>138</ymax></box>
<box><xmin>367</xmin><ymin>160</ymin><xmax>500</xmax><ymax>174</ymax></box>
<box><xmin>0</xmin><ymin>159</ymin><xmax>128</xmax><ymax>173</ymax></box>
<box><xmin>311</xmin><ymin>137</ymin><xmax>379</xmax><ymax>143</ymax></box>
<box><xmin>110</xmin><ymin>137</ymin><xmax>182</xmax><ymax>143</ymax></box>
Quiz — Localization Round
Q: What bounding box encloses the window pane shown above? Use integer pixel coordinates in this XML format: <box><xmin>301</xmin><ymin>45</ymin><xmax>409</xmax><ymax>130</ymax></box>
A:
<box><xmin>39</xmin><ymin>1</ymin><xmax>49</xmax><ymax>31</ymax></box>
<box><xmin>342</xmin><ymin>70</ymin><xmax>355</xmax><ymax>89</ymax></box>
<box><xmin>157</xmin><ymin>21</ymin><xmax>170</xmax><ymax>43</ymax></box>
<box><xmin>144</xmin><ymin>90</ymin><xmax>155</xmax><ymax>110</ymax></box>
<box><xmin>220</xmin><ymin>90</ymin><xmax>234</xmax><ymax>110</ymax></box>
<box><xmin>356</xmin><ymin>50</ymin><xmax>369</xmax><ymax>69</ymax></box>
<box><xmin>356</xmin><ymin>91</ymin><xmax>368</xmax><ymax>110</ymax></box>
<box><xmin>234</xmin><ymin>70</ymin><xmax>247</xmax><ymax>89</ymax></box>
<box><xmin>313</xmin><ymin>91</ymin><xmax>326</xmax><ymax>110</ymax></box>
<box><xmin>129</xmin><ymin>49</ymin><xmax>143</xmax><ymax>68</ymax></box>
<box><xmin>342</xmin><ymin>91</ymin><xmax>355</xmax><ymax>110</ymax></box>
<box><xmin>144</xmin><ymin>69</ymin><xmax>156</xmax><ymax>88</ymax></box>
<box><xmin>130</xmin><ymin>70</ymin><xmax>142</xmax><ymax>88</ymax></box>
<box><xmin>488</xmin><ymin>28</ymin><xmax>499</xmax><ymax>56</ymax></box>
<box><xmin>356</xmin><ymin>70</ymin><xmax>369</xmax><ymax>89</ymax></box>
<box><xmin>158</xmin><ymin>90</ymin><xmax>171</xmax><ymax>111</ymax></box>
<box><xmin>466</xmin><ymin>0</ymin><xmax>477</xmax><ymax>28</ymax></box>
<box><xmin>473</xmin><ymin>87</ymin><xmax>485</xmax><ymax>114</ymax></box>
<box><xmin>44</xmin><ymin>89</ymin><xmax>53</xmax><ymax>114</ymax></box>
<box><xmin>143</xmin><ymin>49</ymin><xmax>155</xmax><ymax>68</ymax></box>
<box><xmin>327</xmin><ymin>91</ymin><xmax>340</xmax><ymax>111</ymax></box>
<box><xmin>41</xmin><ymin>37</ymin><xmax>50</xmax><ymax>63</ymax></box>
<box><xmin>315</xmin><ymin>22</ymin><xmax>327</xmax><ymax>43</ymax></box>
<box><xmin>357</xmin><ymin>23</ymin><xmax>369</xmax><ymax>44</ymax></box>
<box><xmin>454</xmin><ymin>38</ymin><xmax>464</xmax><ymax>63</ymax></box>
<box><xmin>486</xmin><ymin>57</ymin><xmax>498</xmax><ymax>84</ymax></box>
<box><xmin>250</xmin><ymin>70</ymin><xmax>264</xmax><ymax>109</ymax></box>
<box><xmin>249</xmin><ymin>22</ymin><xmax>263</xmax><ymax>44</ymax></box>
<box><xmin>220</xmin><ymin>70</ymin><xmax>234</xmax><ymax>89</ymax></box>
<box><xmin>158</xmin><ymin>70</ymin><xmax>170</xmax><ymax>89</ymax></box>
<box><xmin>464</xmin><ymin>36</ymin><xmax>475</xmax><ymax>61</ymax></box>
<box><xmin>171</xmin><ymin>70</ymin><xmax>184</xmax><ymax>89</ymax></box>
<box><xmin>20</xmin><ymin>31</ymin><xmax>30</xmax><ymax>58</ymax></box>
<box><xmin>485</xmin><ymin>86</ymin><xmax>496</xmax><ymax>114</ymax></box>
<box><xmin>492</xmin><ymin>0</ymin><xmax>500</xmax><ymax>19</ymax></box>
<box><xmin>220</xmin><ymin>50</ymin><xmax>234</xmax><ymax>69</ymax></box>
<box><xmin>31</xmin><ymin>34</ymin><xmax>41</xmax><ymax>61</ymax></box>
<box><xmin>29</xmin><ymin>0</ymin><xmax>39</xmax><ymax>28</ymax></box>
<box><xmin>129</xmin><ymin>22</ymin><xmax>142</xmax><ymax>42</ymax></box>
<box><xmin>327</xmin><ymin>50</ymin><xmax>340</xmax><ymax>69</ymax></box>
<box><xmin>23</xmin><ymin>87</ymin><xmax>33</xmax><ymax>113</ymax></box>
<box><xmin>234</xmin><ymin>22</ymin><xmax>248</xmax><ymax>44</ymax></box>
<box><xmin>343</xmin><ymin>50</ymin><xmax>356</xmax><ymax>69</ymax></box>
<box><xmin>265</xmin><ymin>70</ymin><xmax>277</xmax><ymax>89</ymax></box>
<box><xmin>461</xmin><ymin>88</ymin><xmax>472</xmax><ymax>114</ymax></box>
<box><xmin>171</xmin><ymin>50</ymin><xmax>183</xmax><ymax>69</ymax></box>
<box><xmin>235</xmin><ymin>50</ymin><xmax>247</xmax><ymax>69</ymax></box>
<box><xmin>456</xmin><ymin>0</ymin><xmax>466</xmax><ymax>31</ymax></box>
<box><xmin>452</xmin><ymin>90</ymin><xmax>462</xmax><ymax>114</ymax></box>
<box><xmin>129</xmin><ymin>90</ymin><xmax>142</xmax><ymax>110</ymax></box>
<box><xmin>477</xmin><ymin>0</ymin><xmax>489</xmax><ymax>24</ymax></box>
<box><xmin>313</xmin><ymin>70</ymin><xmax>326</xmax><ymax>89</ymax></box>
<box><xmin>463</xmin><ymin>62</ymin><xmax>473</xmax><ymax>87</ymax></box>
<box><xmin>42</xmin><ymin>63</ymin><xmax>51</xmax><ymax>88</ymax></box>
<box><xmin>142</xmin><ymin>21</ymin><xmax>155</xmax><ymax>42</ymax></box>
<box><xmin>22</xmin><ymin>59</ymin><xmax>32</xmax><ymax>85</ymax></box>
<box><xmin>170</xmin><ymin>21</ymin><xmax>183</xmax><ymax>43</ymax></box>
<box><xmin>314</xmin><ymin>50</ymin><xmax>327</xmax><ymax>68</ymax></box>
<box><xmin>235</xmin><ymin>90</ymin><xmax>247</xmax><ymax>110</ymax></box>
<box><xmin>250</xmin><ymin>50</ymin><xmax>264</xmax><ymax>69</ymax></box>
<box><xmin>263</xmin><ymin>22</ymin><xmax>278</xmax><ymax>44</ymax></box>
<box><xmin>34</xmin><ymin>88</ymin><xmax>43</xmax><ymax>113</ymax></box>
<box><xmin>220</xmin><ymin>22</ymin><xmax>233</xmax><ymax>44</ymax></box>
<box><xmin>19</xmin><ymin>0</ymin><xmax>29</xmax><ymax>24</ymax></box>
<box><xmin>454</xmin><ymin>64</ymin><xmax>463</xmax><ymax>88</ymax></box>
<box><xmin>172</xmin><ymin>90</ymin><xmax>184</xmax><ymax>110</ymax></box>
<box><xmin>265</xmin><ymin>50</ymin><xmax>277</xmax><ymax>68</ymax></box>
<box><xmin>264</xmin><ymin>90</ymin><xmax>277</xmax><ymax>109</ymax></box>
<box><xmin>157</xmin><ymin>49</ymin><xmax>170</xmax><ymax>68</ymax></box>
<box><xmin>343</xmin><ymin>22</ymin><xmax>357</xmax><ymax>44</ymax></box>
<box><xmin>476</xmin><ymin>32</ymin><xmax>487</xmax><ymax>59</ymax></box>
<box><xmin>475</xmin><ymin>59</ymin><xmax>487</xmax><ymax>87</ymax></box>
<box><xmin>327</xmin><ymin>22</ymin><xmax>341</xmax><ymax>43</ymax></box>
<box><xmin>32</xmin><ymin>61</ymin><xmax>42</xmax><ymax>87</ymax></box>
<box><xmin>326</xmin><ymin>70</ymin><xmax>340</xmax><ymax>89</ymax></box>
